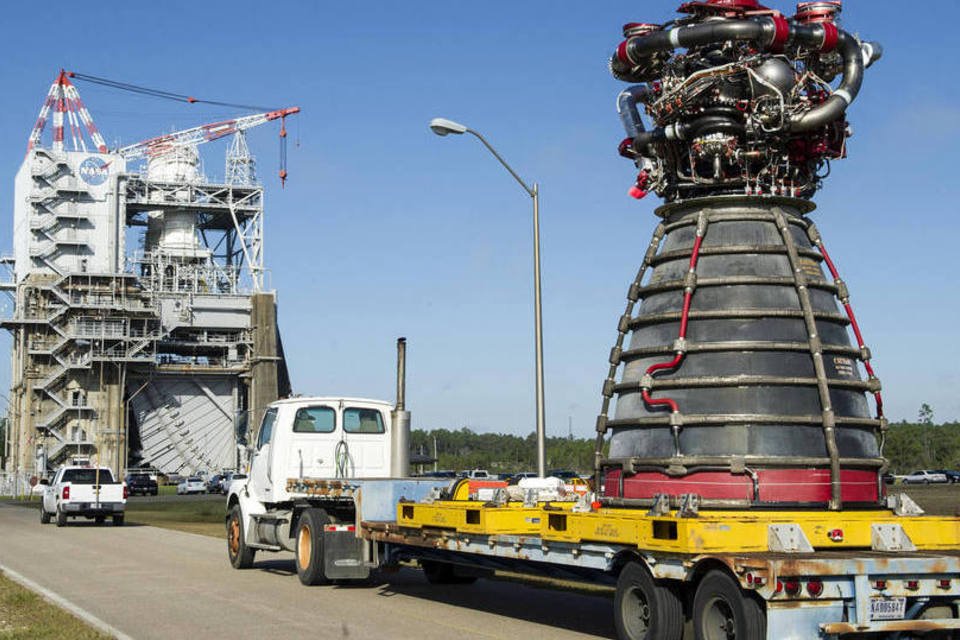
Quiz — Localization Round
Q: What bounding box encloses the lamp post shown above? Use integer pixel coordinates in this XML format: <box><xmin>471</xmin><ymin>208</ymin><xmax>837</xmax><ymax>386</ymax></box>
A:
<box><xmin>429</xmin><ymin>118</ymin><xmax>547</xmax><ymax>478</ymax></box>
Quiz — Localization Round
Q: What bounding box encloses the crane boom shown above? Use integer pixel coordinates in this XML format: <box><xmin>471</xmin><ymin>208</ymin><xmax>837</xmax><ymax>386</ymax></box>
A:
<box><xmin>118</xmin><ymin>106</ymin><xmax>299</xmax><ymax>161</ymax></box>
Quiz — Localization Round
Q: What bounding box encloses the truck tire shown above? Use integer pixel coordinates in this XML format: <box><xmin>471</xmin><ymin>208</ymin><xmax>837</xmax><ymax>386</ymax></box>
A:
<box><xmin>40</xmin><ymin>507</ymin><xmax>51</xmax><ymax>524</ymax></box>
<box><xmin>95</xmin><ymin>516</ymin><xmax>106</xmax><ymax>525</ymax></box>
<box><xmin>614</xmin><ymin>561</ymin><xmax>682</xmax><ymax>640</ymax></box>
<box><xmin>693</xmin><ymin>570</ymin><xmax>765</xmax><ymax>640</ymax></box>
<box><xmin>296</xmin><ymin>508</ymin><xmax>332</xmax><ymax>586</ymax></box>
<box><xmin>227</xmin><ymin>504</ymin><xmax>255</xmax><ymax>569</ymax></box>
<box><xmin>420</xmin><ymin>560</ymin><xmax>478</xmax><ymax>585</ymax></box>
<box><xmin>56</xmin><ymin>506</ymin><xmax>67</xmax><ymax>527</ymax></box>
<box><xmin>113</xmin><ymin>515</ymin><xmax>124</xmax><ymax>527</ymax></box>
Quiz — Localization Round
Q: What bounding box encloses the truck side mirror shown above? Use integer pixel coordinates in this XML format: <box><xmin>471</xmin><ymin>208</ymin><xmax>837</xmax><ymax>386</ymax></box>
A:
<box><xmin>39</xmin><ymin>478</ymin><xmax>49</xmax><ymax>486</ymax></box>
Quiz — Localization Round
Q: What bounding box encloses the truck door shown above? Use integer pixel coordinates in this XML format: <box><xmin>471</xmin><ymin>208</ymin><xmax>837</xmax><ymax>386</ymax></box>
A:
<box><xmin>287</xmin><ymin>405</ymin><xmax>339</xmax><ymax>479</ymax></box>
<box><xmin>248</xmin><ymin>408</ymin><xmax>278</xmax><ymax>502</ymax></box>
<box><xmin>340</xmin><ymin>406</ymin><xmax>390</xmax><ymax>478</ymax></box>
<box><xmin>43</xmin><ymin>470</ymin><xmax>61</xmax><ymax>514</ymax></box>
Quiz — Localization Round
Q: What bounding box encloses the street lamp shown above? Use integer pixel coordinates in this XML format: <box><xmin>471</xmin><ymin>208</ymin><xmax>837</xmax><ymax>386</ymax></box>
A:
<box><xmin>429</xmin><ymin>117</ymin><xmax>547</xmax><ymax>478</ymax></box>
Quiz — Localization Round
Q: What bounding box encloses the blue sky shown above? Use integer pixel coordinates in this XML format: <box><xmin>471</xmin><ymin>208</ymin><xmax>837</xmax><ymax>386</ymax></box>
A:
<box><xmin>0</xmin><ymin>1</ymin><xmax>957</xmax><ymax>437</ymax></box>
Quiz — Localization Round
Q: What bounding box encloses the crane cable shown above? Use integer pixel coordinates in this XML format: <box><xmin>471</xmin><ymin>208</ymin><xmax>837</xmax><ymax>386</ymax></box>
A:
<box><xmin>68</xmin><ymin>70</ymin><xmax>294</xmax><ymax>185</ymax></box>
<box><xmin>67</xmin><ymin>71</ymin><xmax>275</xmax><ymax>112</ymax></box>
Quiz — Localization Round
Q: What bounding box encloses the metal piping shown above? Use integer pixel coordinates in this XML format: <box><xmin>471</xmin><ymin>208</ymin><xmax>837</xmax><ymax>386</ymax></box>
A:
<box><xmin>390</xmin><ymin>337</ymin><xmax>410</xmax><ymax>478</ymax></box>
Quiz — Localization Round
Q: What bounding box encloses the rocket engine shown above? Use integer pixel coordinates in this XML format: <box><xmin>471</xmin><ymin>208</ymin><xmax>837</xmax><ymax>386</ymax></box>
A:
<box><xmin>595</xmin><ymin>0</ymin><xmax>884</xmax><ymax>510</ymax></box>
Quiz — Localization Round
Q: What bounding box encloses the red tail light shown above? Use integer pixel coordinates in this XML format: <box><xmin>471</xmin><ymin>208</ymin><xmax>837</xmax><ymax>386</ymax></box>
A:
<box><xmin>123</xmin><ymin>485</ymin><xmax>129</xmax><ymax>499</ymax></box>
<box><xmin>807</xmin><ymin>580</ymin><xmax>824</xmax><ymax>597</ymax></box>
<box><xmin>783</xmin><ymin>579</ymin><xmax>802</xmax><ymax>596</ymax></box>
<box><xmin>906</xmin><ymin>580</ymin><xmax>920</xmax><ymax>590</ymax></box>
<box><xmin>62</xmin><ymin>486</ymin><xmax>70</xmax><ymax>500</ymax></box>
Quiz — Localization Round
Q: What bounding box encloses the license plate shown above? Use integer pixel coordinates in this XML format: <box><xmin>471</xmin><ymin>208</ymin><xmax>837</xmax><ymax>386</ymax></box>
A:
<box><xmin>870</xmin><ymin>597</ymin><xmax>906</xmax><ymax>621</ymax></box>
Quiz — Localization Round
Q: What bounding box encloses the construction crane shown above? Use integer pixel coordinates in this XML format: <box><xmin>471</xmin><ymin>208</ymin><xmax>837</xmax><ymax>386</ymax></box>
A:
<box><xmin>26</xmin><ymin>69</ymin><xmax>299</xmax><ymax>185</ymax></box>
<box><xmin>117</xmin><ymin>107</ymin><xmax>300</xmax><ymax>185</ymax></box>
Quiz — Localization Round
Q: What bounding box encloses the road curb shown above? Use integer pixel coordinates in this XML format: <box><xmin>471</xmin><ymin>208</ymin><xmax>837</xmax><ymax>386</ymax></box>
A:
<box><xmin>0</xmin><ymin>562</ymin><xmax>136</xmax><ymax>640</ymax></box>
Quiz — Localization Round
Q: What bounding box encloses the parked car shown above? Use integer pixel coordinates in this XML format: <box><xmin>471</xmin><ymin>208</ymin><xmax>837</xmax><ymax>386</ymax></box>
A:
<box><xmin>206</xmin><ymin>474</ymin><xmax>224</xmax><ymax>493</ymax></box>
<box><xmin>931</xmin><ymin>469</ymin><xmax>960</xmax><ymax>484</ymax></box>
<box><xmin>177</xmin><ymin>476</ymin><xmax>206</xmax><ymax>495</ymax></box>
<box><xmin>124</xmin><ymin>473</ymin><xmax>158</xmax><ymax>496</ymax></box>
<box><xmin>221</xmin><ymin>473</ymin><xmax>247</xmax><ymax>494</ymax></box>
<box><xmin>902</xmin><ymin>470</ymin><xmax>949</xmax><ymax>484</ymax></box>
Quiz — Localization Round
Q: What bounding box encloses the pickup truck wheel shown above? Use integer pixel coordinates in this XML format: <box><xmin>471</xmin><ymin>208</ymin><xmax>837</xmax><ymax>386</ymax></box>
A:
<box><xmin>694</xmin><ymin>570</ymin><xmax>765</xmax><ymax>640</ymax></box>
<box><xmin>56</xmin><ymin>506</ymin><xmax>67</xmax><ymax>527</ymax></box>
<box><xmin>420</xmin><ymin>560</ymin><xmax>478</xmax><ymax>585</ymax></box>
<box><xmin>296</xmin><ymin>508</ymin><xmax>331</xmax><ymax>586</ymax></box>
<box><xmin>227</xmin><ymin>504</ymin><xmax>255</xmax><ymax>569</ymax></box>
<box><xmin>40</xmin><ymin>507</ymin><xmax>51</xmax><ymax>524</ymax></box>
<box><xmin>113</xmin><ymin>515</ymin><xmax>124</xmax><ymax>527</ymax></box>
<box><xmin>95</xmin><ymin>516</ymin><xmax>106</xmax><ymax>525</ymax></box>
<box><xmin>615</xmin><ymin>561</ymin><xmax>682</xmax><ymax>640</ymax></box>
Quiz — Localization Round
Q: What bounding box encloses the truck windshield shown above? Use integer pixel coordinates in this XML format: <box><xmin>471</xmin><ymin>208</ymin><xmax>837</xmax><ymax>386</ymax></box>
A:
<box><xmin>61</xmin><ymin>469</ymin><xmax>115</xmax><ymax>484</ymax></box>
<box><xmin>293</xmin><ymin>407</ymin><xmax>336</xmax><ymax>433</ymax></box>
<box><xmin>257</xmin><ymin>409</ymin><xmax>278</xmax><ymax>449</ymax></box>
<box><xmin>344</xmin><ymin>408</ymin><xmax>384</xmax><ymax>434</ymax></box>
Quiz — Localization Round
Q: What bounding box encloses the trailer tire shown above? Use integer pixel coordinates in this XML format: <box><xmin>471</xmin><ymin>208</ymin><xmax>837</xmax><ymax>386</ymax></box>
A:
<box><xmin>421</xmin><ymin>560</ymin><xmax>478</xmax><ymax>585</ymax></box>
<box><xmin>614</xmin><ymin>560</ymin><xmax>682</xmax><ymax>640</ymax></box>
<box><xmin>40</xmin><ymin>507</ymin><xmax>51</xmax><ymax>524</ymax></box>
<box><xmin>693</xmin><ymin>570</ymin><xmax>765</xmax><ymax>640</ymax></box>
<box><xmin>296</xmin><ymin>508</ymin><xmax>331</xmax><ymax>586</ymax></box>
<box><xmin>227</xmin><ymin>504</ymin><xmax>255</xmax><ymax>569</ymax></box>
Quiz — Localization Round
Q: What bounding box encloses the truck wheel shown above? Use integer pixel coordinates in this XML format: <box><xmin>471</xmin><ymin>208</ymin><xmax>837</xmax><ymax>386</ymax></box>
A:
<box><xmin>56</xmin><ymin>507</ymin><xmax>67</xmax><ymax>527</ymax></box>
<box><xmin>296</xmin><ymin>508</ymin><xmax>331</xmax><ymax>586</ymax></box>
<box><xmin>420</xmin><ymin>560</ymin><xmax>478</xmax><ymax>585</ymax></box>
<box><xmin>693</xmin><ymin>570</ymin><xmax>765</xmax><ymax>640</ymax></box>
<box><xmin>95</xmin><ymin>516</ymin><xmax>106</xmax><ymax>525</ymax></box>
<box><xmin>113</xmin><ymin>515</ymin><xmax>124</xmax><ymax>527</ymax></box>
<box><xmin>614</xmin><ymin>561</ymin><xmax>682</xmax><ymax>640</ymax></box>
<box><xmin>40</xmin><ymin>507</ymin><xmax>51</xmax><ymax>524</ymax></box>
<box><xmin>227</xmin><ymin>504</ymin><xmax>255</xmax><ymax>569</ymax></box>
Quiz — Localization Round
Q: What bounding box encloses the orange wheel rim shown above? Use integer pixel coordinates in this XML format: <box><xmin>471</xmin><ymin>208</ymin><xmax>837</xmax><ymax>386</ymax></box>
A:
<box><xmin>298</xmin><ymin>524</ymin><xmax>312</xmax><ymax>570</ymax></box>
<box><xmin>229</xmin><ymin>517</ymin><xmax>240</xmax><ymax>555</ymax></box>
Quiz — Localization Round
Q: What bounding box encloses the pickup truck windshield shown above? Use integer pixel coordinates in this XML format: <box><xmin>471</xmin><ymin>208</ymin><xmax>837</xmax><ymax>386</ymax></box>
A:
<box><xmin>61</xmin><ymin>469</ymin><xmax>116</xmax><ymax>484</ymax></box>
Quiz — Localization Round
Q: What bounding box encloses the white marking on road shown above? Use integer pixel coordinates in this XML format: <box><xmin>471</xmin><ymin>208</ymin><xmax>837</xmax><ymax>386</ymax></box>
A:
<box><xmin>0</xmin><ymin>562</ymin><xmax>136</xmax><ymax>640</ymax></box>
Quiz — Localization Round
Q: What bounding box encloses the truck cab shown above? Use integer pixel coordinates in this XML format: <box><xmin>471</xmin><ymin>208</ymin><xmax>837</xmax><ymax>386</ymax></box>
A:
<box><xmin>246</xmin><ymin>397</ymin><xmax>394</xmax><ymax>504</ymax></box>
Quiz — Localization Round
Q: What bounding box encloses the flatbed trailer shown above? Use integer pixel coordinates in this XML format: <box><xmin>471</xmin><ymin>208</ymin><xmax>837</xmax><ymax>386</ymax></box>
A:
<box><xmin>273</xmin><ymin>476</ymin><xmax>960</xmax><ymax>639</ymax></box>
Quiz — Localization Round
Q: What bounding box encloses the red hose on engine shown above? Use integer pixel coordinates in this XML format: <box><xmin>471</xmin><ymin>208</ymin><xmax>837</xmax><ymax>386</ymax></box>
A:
<box><xmin>814</xmin><ymin>240</ymin><xmax>884</xmax><ymax>418</ymax></box>
<box><xmin>640</xmin><ymin>231</ymin><xmax>705</xmax><ymax>413</ymax></box>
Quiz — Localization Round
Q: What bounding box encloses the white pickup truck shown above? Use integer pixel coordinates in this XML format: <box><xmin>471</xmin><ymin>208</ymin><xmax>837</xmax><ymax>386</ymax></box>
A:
<box><xmin>40</xmin><ymin>466</ymin><xmax>127</xmax><ymax>527</ymax></box>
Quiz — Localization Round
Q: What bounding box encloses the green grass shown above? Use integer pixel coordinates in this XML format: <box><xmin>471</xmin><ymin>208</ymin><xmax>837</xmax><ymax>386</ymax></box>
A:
<box><xmin>125</xmin><ymin>499</ymin><xmax>226</xmax><ymax>537</ymax></box>
<box><xmin>0</xmin><ymin>572</ymin><xmax>109</xmax><ymax>640</ymax></box>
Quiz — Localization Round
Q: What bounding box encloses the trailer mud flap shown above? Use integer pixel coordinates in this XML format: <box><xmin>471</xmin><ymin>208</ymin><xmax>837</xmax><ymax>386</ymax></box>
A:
<box><xmin>323</xmin><ymin>525</ymin><xmax>369</xmax><ymax>580</ymax></box>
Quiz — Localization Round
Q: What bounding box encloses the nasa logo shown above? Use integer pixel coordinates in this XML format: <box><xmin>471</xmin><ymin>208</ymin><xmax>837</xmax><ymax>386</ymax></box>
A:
<box><xmin>78</xmin><ymin>157</ymin><xmax>109</xmax><ymax>186</ymax></box>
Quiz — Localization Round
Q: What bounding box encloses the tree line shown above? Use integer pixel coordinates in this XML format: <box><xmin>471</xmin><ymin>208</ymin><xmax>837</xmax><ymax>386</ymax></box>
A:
<box><xmin>409</xmin><ymin>427</ymin><xmax>597</xmax><ymax>474</ymax></box>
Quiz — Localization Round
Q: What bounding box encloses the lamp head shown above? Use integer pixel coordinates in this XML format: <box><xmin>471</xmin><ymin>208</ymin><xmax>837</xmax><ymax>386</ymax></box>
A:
<box><xmin>429</xmin><ymin>117</ymin><xmax>468</xmax><ymax>136</ymax></box>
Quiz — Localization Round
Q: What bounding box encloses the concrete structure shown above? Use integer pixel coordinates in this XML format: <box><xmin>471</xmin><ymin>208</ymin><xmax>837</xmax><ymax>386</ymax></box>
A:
<box><xmin>3</xmin><ymin>142</ymin><xmax>289</xmax><ymax>479</ymax></box>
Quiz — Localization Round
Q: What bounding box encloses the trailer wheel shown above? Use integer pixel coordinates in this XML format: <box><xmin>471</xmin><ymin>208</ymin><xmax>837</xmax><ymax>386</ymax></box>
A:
<box><xmin>296</xmin><ymin>508</ymin><xmax>331</xmax><ymax>586</ymax></box>
<box><xmin>56</xmin><ymin>507</ymin><xmax>67</xmax><ymax>527</ymax></box>
<box><xmin>693</xmin><ymin>570</ymin><xmax>765</xmax><ymax>640</ymax></box>
<box><xmin>227</xmin><ymin>504</ymin><xmax>255</xmax><ymax>569</ymax></box>
<box><xmin>614</xmin><ymin>561</ymin><xmax>682</xmax><ymax>640</ymax></box>
<box><xmin>421</xmin><ymin>560</ymin><xmax>478</xmax><ymax>585</ymax></box>
<box><xmin>907</xmin><ymin>603</ymin><xmax>959</xmax><ymax>639</ymax></box>
<box><xmin>40</xmin><ymin>506</ymin><xmax>51</xmax><ymax>524</ymax></box>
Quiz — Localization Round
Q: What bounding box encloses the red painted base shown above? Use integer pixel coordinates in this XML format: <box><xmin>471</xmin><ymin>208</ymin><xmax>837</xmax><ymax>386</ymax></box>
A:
<box><xmin>604</xmin><ymin>468</ymin><xmax>880</xmax><ymax>506</ymax></box>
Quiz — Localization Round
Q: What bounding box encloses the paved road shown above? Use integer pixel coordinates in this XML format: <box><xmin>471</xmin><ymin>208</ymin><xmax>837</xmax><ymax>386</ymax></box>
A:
<box><xmin>0</xmin><ymin>503</ymin><xmax>614</xmax><ymax>640</ymax></box>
